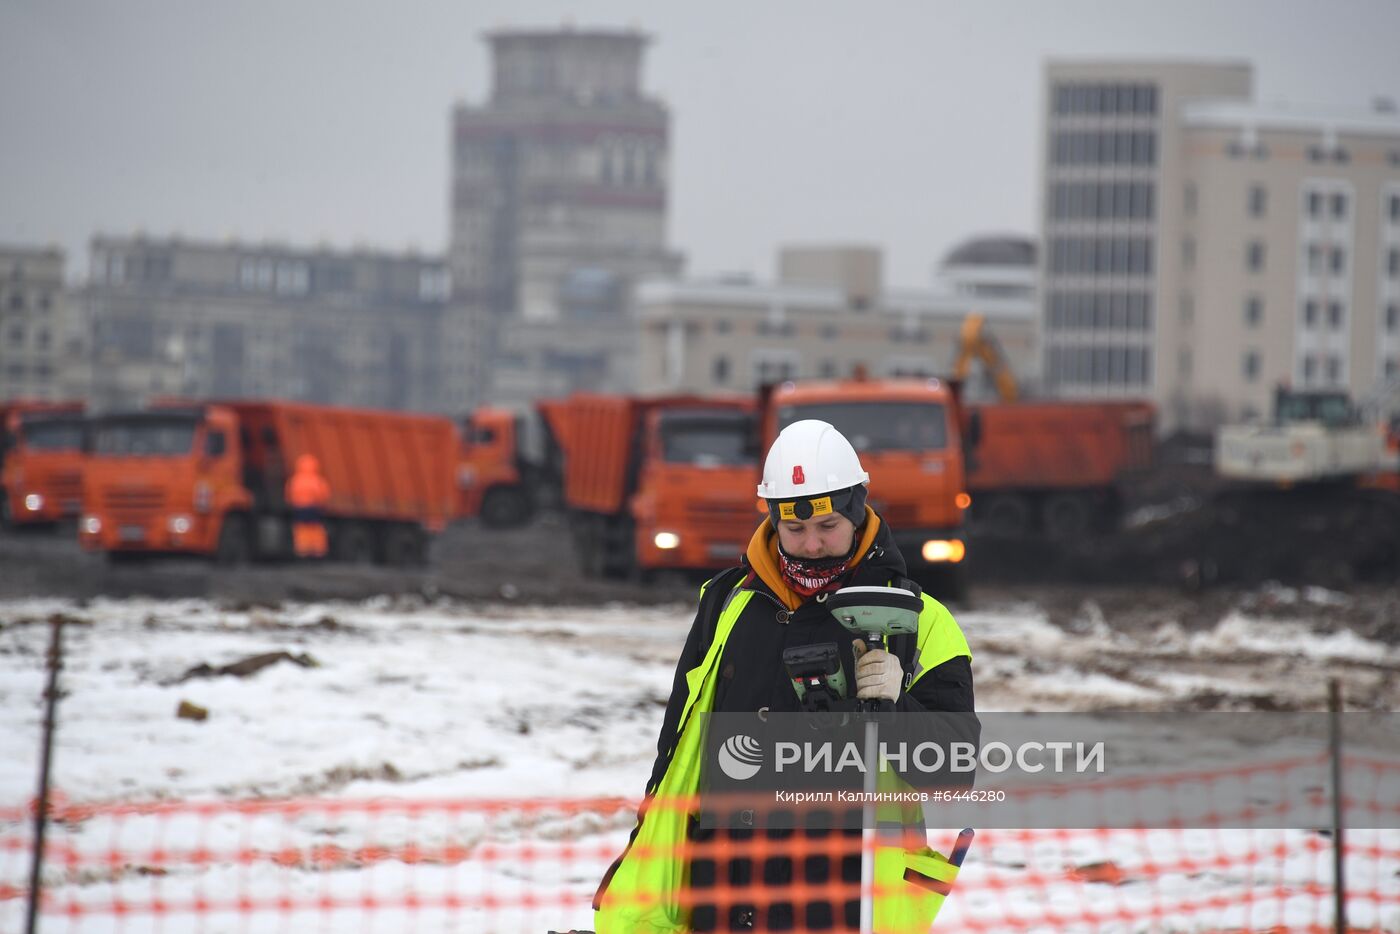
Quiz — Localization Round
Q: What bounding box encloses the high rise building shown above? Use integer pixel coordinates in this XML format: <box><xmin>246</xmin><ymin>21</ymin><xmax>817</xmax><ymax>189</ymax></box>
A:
<box><xmin>447</xmin><ymin>27</ymin><xmax>683</xmax><ymax>407</ymax></box>
<box><xmin>1040</xmin><ymin>61</ymin><xmax>1400</xmax><ymax>432</ymax></box>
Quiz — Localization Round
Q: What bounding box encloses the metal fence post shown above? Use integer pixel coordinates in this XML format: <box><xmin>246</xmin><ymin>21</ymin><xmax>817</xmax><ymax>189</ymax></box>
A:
<box><xmin>1328</xmin><ymin>677</ymin><xmax>1346</xmax><ymax>934</ymax></box>
<box><xmin>25</xmin><ymin>615</ymin><xmax>65</xmax><ymax>934</ymax></box>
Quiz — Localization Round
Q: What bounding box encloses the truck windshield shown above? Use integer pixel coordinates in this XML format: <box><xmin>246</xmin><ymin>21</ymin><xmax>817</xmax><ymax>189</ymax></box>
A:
<box><xmin>779</xmin><ymin>402</ymin><xmax>948</xmax><ymax>452</ymax></box>
<box><xmin>19</xmin><ymin>418</ymin><xmax>85</xmax><ymax>451</ymax></box>
<box><xmin>659</xmin><ymin>412</ymin><xmax>754</xmax><ymax>466</ymax></box>
<box><xmin>91</xmin><ymin>417</ymin><xmax>197</xmax><ymax>456</ymax></box>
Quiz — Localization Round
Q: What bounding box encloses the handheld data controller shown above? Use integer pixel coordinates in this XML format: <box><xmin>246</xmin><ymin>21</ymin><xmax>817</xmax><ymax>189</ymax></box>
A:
<box><xmin>782</xmin><ymin>642</ymin><xmax>848</xmax><ymax>712</ymax></box>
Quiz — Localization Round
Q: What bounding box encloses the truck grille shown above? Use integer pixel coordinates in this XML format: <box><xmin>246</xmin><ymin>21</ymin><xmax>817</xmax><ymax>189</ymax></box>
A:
<box><xmin>103</xmin><ymin>487</ymin><xmax>164</xmax><ymax>520</ymax></box>
<box><xmin>685</xmin><ymin>501</ymin><xmax>760</xmax><ymax>535</ymax></box>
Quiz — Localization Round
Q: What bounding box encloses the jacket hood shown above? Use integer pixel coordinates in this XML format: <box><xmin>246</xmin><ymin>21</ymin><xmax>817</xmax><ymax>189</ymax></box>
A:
<box><xmin>742</xmin><ymin>505</ymin><xmax>907</xmax><ymax>610</ymax></box>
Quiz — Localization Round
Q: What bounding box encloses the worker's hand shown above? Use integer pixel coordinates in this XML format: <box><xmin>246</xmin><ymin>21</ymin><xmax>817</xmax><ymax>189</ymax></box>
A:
<box><xmin>852</xmin><ymin>640</ymin><xmax>902</xmax><ymax>702</ymax></box>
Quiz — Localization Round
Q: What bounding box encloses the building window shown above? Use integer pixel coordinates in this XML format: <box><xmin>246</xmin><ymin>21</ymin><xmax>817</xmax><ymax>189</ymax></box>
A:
<box><xmin>716</xmin><ymin>319</ymin><xmax>732</xmax><ymax>335</ymax></box>
<box><xmin>1303</xmin><ymin>355</ymin><xmax>1317</xmax><ymax>382</ymax></box>
<box><xmin>35</xmin><ymin>328</ymin><xmax>50</xmax><ymax>350</ymax></box>
<box><xmin>1327</xmin><ymin>301</ymin><xmax>1344</xmax><ymax>329</ymax></box>
<box><xmin>1333</xmin><ymin>149</ymin><xmax>1350</xmax><ymax>164</ymax></box>
<box><xmin>1179</xmin><ymin>294</ymin><xmax>1194</xmax><ymax>326</ymax></box>
<box><xmin>1388</xmin><ymin>304</ymin><xmax>1399</xmax><ymax>332</ymax></box>
<box><xmin>1245</xmin><ymin>296</ymin><xmax>1263</xmax><ymax>327</ymax></box>
<box><xmin>1387</xmin><ymin>358</ymin><xmax>1399</xmax><ymax>378</ymax></box>
<box><xmin>1390</xmin><ymin>194</ymin><xmax>1400</xmax><ymax>223</ymax></box>
<box><xmin>1331</xmin><ymin>192</ymin><xmax>1348</xmax><ymax>218</ymax></box>
<box><xmin>1307</xmin><ymin>146</ymin><xmax>1326</xmax><ymax>163</ymax></box>
<box><xmin>820</xmin><ymin>324</ymin><xmax>839</xmax><ymax>340</ymax></box>
<box><xmin>712</xmin><ymin>356</ymin><xmax>730</xmax><ymax>385</ymax></box>
<box><xmin>7</xmin><ymin>325</ymin><xmax>23</xmax><ymax>345</ymax></box>
<box><xmin>1307</xmin><ymin>192</ymin><xmax>1323</xmax><ymax>218</ymax></box>
<box><xmin>8</xmin><ymin>292</ymin><xmax>22</xmax><ymax>311</ymax></box>
<box><xmin>1248</xmin><ymin>185</ymin><xmax>1267</xmax><ymax>218</ymax></box>
<box><xmin>1330</xmin><ymin>247</ymin><xmax>1345</xmax><ymax>276</ymax></box>
<box><xmin>1243</xmin><ymin>350</ymin><xmax>1260</xmax><ymax>382</ymax></box>
<box><xmin>1389</xmin><ymin>248</ymin><xmax>1400</xmax><ymax>278</ymax></box>
<box><xmin>1327</xmin><ymin>356</ymin><xmax>1342</xmax><ymax>383</ymax></box>
<box><xmin>1247</xmin><ymin>241</ymin><xmax>1265</xmax><ymax>272</ymax></box>
<box><xmin>1304</xmin><ymin>300</ymin><xmax>1318</xmax><ymax>328</ymax></box>
<box><xmin>1308</xmin><ymin>244</ymin><xmax>1324</xmax><ymax>275</ymax></box>
<box><xmin>819</xmin><ymin>359</ymin><xmax>837</xmax><ymax>379</ymax></box>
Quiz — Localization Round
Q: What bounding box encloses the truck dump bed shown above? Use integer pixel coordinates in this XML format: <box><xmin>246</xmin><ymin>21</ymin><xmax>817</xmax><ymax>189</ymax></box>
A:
<box><xmin>231</xmin><ymin>401</ymin><xmax>458</xmax><ymax>529</ymax></box>
<box><xmin>968</xmin><ymin>401</ymin><xmax>1154</xmax><ymax>491</ymax></box>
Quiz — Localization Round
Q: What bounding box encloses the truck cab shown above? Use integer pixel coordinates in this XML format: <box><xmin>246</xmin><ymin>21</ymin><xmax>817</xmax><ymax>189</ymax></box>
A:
<box><xmin>0</xmin><ymin>403</ymin><xmax>87</xmax><ymax>527</ymax></box>
<box><xmin>766</xmin><ymin>378</ymin><xmax>969</xmax><ymax>597</ymax></box>
<box><xmin>80</xmin><ymin>405</ymin><xmax>252</xmax><ymax>558</ymax></box>
<box><xmin>631</xmin><ymin>402</ymin><xmax>760</xmax><ymax>571</ymax></box>
<box><xmin>456</xmin><ymin>407</ymin><xmax>558</xmax><ymax>528</ymax></box>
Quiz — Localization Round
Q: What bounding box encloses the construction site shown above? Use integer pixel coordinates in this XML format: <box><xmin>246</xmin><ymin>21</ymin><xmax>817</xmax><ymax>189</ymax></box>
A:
<box><xmin>6</xmin><ymin>8</ymin><xmax>1400</xmax><ymax>931</ymax></box>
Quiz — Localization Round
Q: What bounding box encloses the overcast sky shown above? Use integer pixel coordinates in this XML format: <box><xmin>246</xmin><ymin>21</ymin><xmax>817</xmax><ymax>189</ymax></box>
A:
<box><xmin>2</xmin><ymin>1</ymin><xmax>1398</xmax><ymax>288</ymax></box>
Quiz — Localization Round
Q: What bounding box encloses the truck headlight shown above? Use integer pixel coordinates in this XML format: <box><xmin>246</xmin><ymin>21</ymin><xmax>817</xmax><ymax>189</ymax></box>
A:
<box><xmin>24</xmin><ymin>494</ymin><xmax>43</xmax><ymax>512</ymax></box>
<box><xmin>82</xmin><ymin>515</ymin><xmax>102</xmax><ymax>535</ymax></box>
<box><xmin>922</xmin><ymin>539</ymin><xmax>966</xmax><ymax>563</ymax></box>
<box><xmin>168</xmin><ymin>514</ymin><xmax>193</xmax><ymax>535</ymax></box>
<box><xmin>654</xmin><ymin>531</ymin><xmax>681</xmax><ymax>550</ymax></box>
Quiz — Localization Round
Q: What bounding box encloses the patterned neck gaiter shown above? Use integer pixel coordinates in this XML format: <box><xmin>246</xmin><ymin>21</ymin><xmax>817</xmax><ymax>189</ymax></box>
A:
<box><xmin>778</xmin><ymin>543</ymin><xmax>858</xmax><ymax>598</ymax></box>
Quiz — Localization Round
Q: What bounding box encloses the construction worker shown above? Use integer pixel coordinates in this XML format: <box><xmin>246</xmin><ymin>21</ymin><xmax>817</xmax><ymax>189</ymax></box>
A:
<box><xmin>594</xmin><ymin>420</ymin><xmax>978</xmax><ymax>932</ymax></box>
<box><xmin>285</xmin><ymin>453</ymin><xmax>330</xmax><ymax>558</ymax></box>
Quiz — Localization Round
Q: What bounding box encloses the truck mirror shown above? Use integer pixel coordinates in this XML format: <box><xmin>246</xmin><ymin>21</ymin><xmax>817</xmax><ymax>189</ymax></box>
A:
<box><xmin>204</xmin><ymin>430</ymin><xmax>227</xmax><ymax>458</ymax></box>
<box><xmin>966</xmin><ymin>410</ymin><xmax>983</xmax><ymax>450</ymax></box>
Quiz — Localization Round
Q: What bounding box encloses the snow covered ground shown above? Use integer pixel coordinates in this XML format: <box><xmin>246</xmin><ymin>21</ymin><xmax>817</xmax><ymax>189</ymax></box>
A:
<box><xmin>2</xmin><ymin>593</ymin><xmax>1398</xmax><ymax>932</ymax></box>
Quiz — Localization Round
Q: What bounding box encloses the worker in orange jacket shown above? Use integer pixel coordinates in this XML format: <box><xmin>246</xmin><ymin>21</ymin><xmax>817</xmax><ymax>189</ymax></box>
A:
<box><xmin>285</xmin><ymin>454</ymin><xmax>331</xmax><ymax>558</ymax></box>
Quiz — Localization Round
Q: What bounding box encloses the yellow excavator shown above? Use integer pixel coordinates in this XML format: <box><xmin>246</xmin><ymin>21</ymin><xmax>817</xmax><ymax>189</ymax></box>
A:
<box><xmin>952</xmin><ymin>313</ymin><xmax>1019</xmax><ymax>403</ymax></box>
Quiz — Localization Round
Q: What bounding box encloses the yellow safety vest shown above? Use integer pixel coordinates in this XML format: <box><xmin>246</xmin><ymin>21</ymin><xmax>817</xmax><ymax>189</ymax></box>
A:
<box><xmin>595</xmin><ymin>580</ymin><xmax>971</xmax><ymax>933</ymax></box>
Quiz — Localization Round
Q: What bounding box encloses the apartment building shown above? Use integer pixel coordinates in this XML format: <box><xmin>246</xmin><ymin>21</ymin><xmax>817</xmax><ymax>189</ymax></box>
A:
<box><xmin>82</xmin><ymin>235</ymin><xmax>449</xmax><ymax>412</ymax></box>
<box><xmin>1041</xmin><ymin>60</ymin><xmax>1400</xmax><ymax>431</ymax></box>
<box><xmin>0</xmin><ymin>245</ymin><xmax>85</xmax><ymax>402</ymax></box>
<box><xmin>636</xmin><ymin>242</ymin><xmax>1037</xmax><ymax>398</ymax></box>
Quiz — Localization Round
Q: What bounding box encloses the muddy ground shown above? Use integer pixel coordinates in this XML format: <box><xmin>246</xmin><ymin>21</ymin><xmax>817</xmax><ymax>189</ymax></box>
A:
<box><xmin>3</xmin><ymin>517</ymin><xmax>1398</xmax><ymax>649</ymax></box>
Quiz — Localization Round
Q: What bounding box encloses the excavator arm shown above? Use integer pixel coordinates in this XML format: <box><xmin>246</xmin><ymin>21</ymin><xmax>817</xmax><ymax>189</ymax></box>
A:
<box><xmin>953</xmin><ymin>314</ymin><xmax>1019</xmax><ymax>403</ymax></box>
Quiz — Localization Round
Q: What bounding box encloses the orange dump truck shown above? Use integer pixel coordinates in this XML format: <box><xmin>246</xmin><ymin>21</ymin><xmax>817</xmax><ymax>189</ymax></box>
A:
<box><xmin>455</xmin><ymin>406</ymin><xmax>559</xmax><ymax>528</ymax></box>
<box><xmin>80</xmin><ymin>400</ymin><xmax>457</xmax><ymax>563</ymax></box>
<box><xmin>766</xmin><ymin>378</ymin><xmax>971</xmax><ymax>599</ymax></box>
<box><xmin>0</xmin><ymin>401</ymin><xmax>86</xmax><ymax>527</ymax></box>
<box><xmin>964</xmin><ymin>401</ymin><xmax>1155</xmax><ymax>539</ymax></box>
<box><xmin>548</xmin><ymin>394</ymin><xmax>759</xmax><ymax>579</ymax></box>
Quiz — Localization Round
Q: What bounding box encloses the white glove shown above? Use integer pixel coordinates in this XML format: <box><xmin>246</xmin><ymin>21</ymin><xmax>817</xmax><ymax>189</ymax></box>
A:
<box><xmin>852</xmin><ymin>640</ymin><xmax>902</xmax><ymax>702</ymax></box>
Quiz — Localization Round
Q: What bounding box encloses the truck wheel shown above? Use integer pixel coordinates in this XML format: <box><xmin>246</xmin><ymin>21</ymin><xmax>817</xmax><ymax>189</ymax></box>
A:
<box><xmin>334</xmin><ymin>523</ymin><xmax>375</xmax><ymax>564</ymax></box>
<box><xmin>980</xmin><ymin>494</ymin><xmax>1031</xmax><ymax>537</ymax></box>
<box><xmin>600</xmin><ymin>516</ymin><xmax>635</xmax><ymax>580</ymax></box>
<box><xmin>382</xmin><ymin>526</ymin><xmax>427</xmax><ymax>567</ymax></box>
<box><xmin>1042</xmin><ymin>494</ymin><xmax>1091</xmax><ymax>541</ymax></box>
<box><xmin>946</xmin><ymin>563</ymin><xmax>971</xmax><ymax>606</ymax></box>
<box><xmin>215</xmin><ymin>515</ymin><xmax>252</xmax><ymax>566</ymax></box>
<box><xmin>481</xmin><ymin>487</ymin><xmax>533</xmax><ymax>529</ymax></box>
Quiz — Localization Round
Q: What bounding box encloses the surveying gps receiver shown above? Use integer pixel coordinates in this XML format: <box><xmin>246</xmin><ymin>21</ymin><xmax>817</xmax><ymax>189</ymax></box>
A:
<box><xmin>826</xmin><ymin>584</ymin><xmax>922</xmax><ymax>712</ymax></box>
<box><xmin>782</xmin><ymin>642</ymin><xmax>848</xmax><ymax>711</ymax></box>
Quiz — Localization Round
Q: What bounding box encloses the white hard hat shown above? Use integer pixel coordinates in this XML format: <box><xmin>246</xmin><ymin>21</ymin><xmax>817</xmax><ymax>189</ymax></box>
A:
<box><xmin>757</xmin><ymin>419</ymin><xmax>869</xmax><ymax>500</ymax></box>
